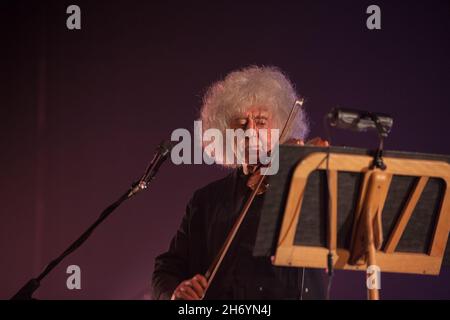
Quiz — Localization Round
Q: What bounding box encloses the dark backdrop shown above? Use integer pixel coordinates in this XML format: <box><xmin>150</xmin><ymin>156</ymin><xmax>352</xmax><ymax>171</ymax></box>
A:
<box><xmin>1</xmin><ymin>0</ymin><xmax>449</xmax><ymax>299</ymax></box>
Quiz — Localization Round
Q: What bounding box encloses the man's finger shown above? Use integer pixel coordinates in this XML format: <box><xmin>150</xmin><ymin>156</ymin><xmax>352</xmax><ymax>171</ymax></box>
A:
<box><xmin>306</xmin><ymin>137</ymin><xmax>329</xmax><ymax>147</ymax></box>
<box><xmin>190</xmin><ymin>279</ymin><xmax>205</xmax><ymax>298</ymax></box>
<box><xmin>177</xmin><ymin>289</ymin><xmax>195</xmax><ymax>300</ymax></box>
<box><xmin>194</xmin><ymin>275</ymin><xmax>208</xmax><ymax>289</ymax></box>
<box><xmin>182</xmin><ymin>285</ymin><xmax>200</xmax><ymax>300</ymax></box>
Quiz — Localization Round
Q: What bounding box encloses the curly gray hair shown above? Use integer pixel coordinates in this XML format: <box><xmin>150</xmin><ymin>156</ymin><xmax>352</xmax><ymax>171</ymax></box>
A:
<box><xmin>199</xmin><ymin>65</ymin><xmax>309</xmax><ymax>142</ymax></box>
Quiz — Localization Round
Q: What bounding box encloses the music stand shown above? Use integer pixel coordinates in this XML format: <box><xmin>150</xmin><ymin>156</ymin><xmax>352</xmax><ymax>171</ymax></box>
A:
<box><xmin>254</xmin><ymin>145</ymin><xmax>450</xmax><ymax>300</ymax></box>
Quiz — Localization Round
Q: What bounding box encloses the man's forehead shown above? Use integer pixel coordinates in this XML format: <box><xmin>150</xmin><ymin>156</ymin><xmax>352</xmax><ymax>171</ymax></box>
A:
<box><xmin>234</xmin><ymin>106</ymin><xmax>272</xmax><ymax>118</ymax></box>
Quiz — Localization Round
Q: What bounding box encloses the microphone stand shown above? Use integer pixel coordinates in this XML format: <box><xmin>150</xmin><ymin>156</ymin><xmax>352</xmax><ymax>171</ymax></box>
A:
<box><xmin>11</xmin><ymin>140</ymin><xmax>175</xmax><ymax>300</ymax></box>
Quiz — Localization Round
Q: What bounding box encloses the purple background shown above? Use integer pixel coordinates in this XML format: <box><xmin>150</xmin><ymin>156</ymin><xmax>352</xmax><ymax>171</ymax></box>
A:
<box><xmin>1</xmin><ymin>0</ymin><xmax>449</xmax><ymax>299</ymax></box>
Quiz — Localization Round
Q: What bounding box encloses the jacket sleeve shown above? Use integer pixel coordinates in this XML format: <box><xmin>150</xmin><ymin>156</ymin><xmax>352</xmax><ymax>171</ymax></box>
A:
<box><xmin>151</xmin><ymin>199</ymin><xmax>194</xmax><ymax>300</ymax></box>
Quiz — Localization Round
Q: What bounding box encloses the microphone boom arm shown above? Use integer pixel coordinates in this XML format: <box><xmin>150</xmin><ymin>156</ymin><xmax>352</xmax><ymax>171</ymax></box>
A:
<box><xmin>11</xmin><ymin>140</ymin><xmax>174</xmax><ymax>300</ymax></box>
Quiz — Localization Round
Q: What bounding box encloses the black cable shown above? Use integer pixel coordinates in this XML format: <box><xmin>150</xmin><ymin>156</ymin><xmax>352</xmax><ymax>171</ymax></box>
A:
<box><xmin>297</xmin><ymin>267</ymin><xmax>305</xmax><ymax>300</ymax></box>
<box><xmin>323</xmin><ymin>115</ymin><xmax>334</xmax><ymax>300</ymax></box>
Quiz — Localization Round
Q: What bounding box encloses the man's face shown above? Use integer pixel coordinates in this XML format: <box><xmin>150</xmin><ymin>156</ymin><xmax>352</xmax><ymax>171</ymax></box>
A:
<box><xmin>229</xmin><ymin>106</ymin><xmax>277</xmax><ymax>166</ymax></box>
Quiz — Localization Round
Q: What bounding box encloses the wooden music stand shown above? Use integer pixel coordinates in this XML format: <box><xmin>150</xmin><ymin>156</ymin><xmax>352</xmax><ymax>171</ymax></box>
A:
<box><xmin>253</xmin><ymin>145</ymin><xmax>450</xmax><ymax>300</ymax></box>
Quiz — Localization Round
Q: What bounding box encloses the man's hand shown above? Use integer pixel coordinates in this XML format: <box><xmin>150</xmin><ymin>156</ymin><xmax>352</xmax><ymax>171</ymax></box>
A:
<box><xmin>170</xmin><ymin>274</ymin><xmax>208</xmax><ymax>300</ymax></box>
<box><xmin>286</xmin><ymin>137</ymin><xmax>329</xmax><ymax>147</ymax></box>
<box><xmin>305</xmin><ymin>137</ymin><xmax>329</xmax><ymax>147</ymax></box>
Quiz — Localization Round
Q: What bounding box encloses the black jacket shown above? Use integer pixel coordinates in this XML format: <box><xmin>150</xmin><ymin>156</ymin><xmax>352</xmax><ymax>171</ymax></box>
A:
<box><xmin>152</xmin><ymin>169</ymin><xmax>326</xmax><ymax>300</ymax></box>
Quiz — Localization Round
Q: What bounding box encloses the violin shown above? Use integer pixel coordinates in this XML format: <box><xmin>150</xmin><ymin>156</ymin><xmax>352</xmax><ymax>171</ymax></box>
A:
<box><xmin>245</xmin><ymin>137</ymin><xmax>329</xmax><ymax>194</ymax></box>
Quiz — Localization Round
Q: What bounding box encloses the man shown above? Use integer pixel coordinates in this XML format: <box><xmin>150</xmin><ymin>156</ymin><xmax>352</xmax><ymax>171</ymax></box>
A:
<box><xmin>152</xmin><ymin>66</ymin><xmax>327</xmax><ymax>300</ymax></box>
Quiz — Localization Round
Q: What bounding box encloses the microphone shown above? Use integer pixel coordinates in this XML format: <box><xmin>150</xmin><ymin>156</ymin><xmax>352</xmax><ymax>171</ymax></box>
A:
<box><xmin>326</xmin><ymin>107</ymin><xmax>393</xmax><ymax>138</ymax></box>
<box><xmin>128</xmin><ymin>140</ymin><xmax>176</xmax><ymax>197</ymax></box>
<box><xmin>144</xmin><ymin>140</ymin><xmax>176</xmax><ymax>182</ymax></box>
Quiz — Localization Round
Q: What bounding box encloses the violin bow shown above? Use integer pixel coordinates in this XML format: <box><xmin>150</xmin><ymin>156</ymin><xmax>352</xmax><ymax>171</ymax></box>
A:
<box><xmin>202</xmin><ymin>99</ymin><xmax>304</xmax><ymax>297</ymax></box>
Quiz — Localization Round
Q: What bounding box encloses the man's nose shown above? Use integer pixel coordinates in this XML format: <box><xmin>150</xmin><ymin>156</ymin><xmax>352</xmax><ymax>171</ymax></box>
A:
<box><xmin>245</xmin><ymin>117</ymin><xmax>256</xmax><ymax>130</ymax></box>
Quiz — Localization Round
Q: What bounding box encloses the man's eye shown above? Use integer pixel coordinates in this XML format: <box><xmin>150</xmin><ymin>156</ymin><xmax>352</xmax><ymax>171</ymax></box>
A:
<box><xmin>256</xmin><ymin>119</ymin><xmax>267</xmax><ymax>126</ymax></box>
